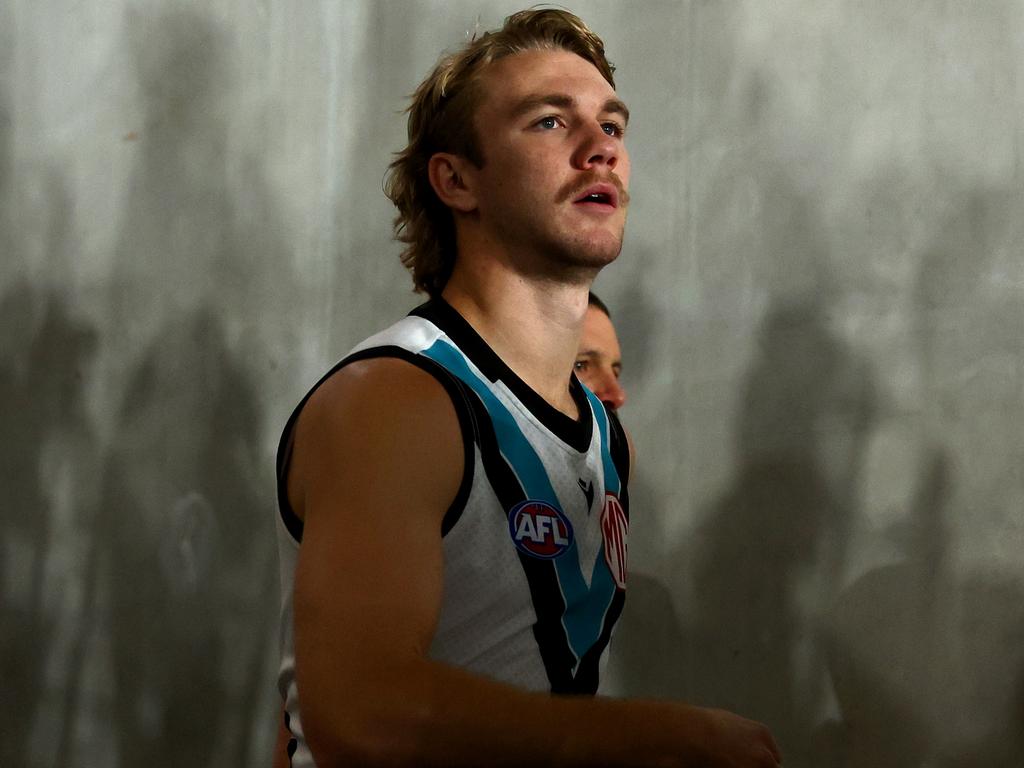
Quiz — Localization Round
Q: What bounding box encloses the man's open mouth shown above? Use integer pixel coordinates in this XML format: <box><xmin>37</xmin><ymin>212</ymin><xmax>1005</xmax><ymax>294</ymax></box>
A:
<box><xmin>574</xmin><ymin>184</ymin><xmax>618</xmax><ymax>208</ymax></box>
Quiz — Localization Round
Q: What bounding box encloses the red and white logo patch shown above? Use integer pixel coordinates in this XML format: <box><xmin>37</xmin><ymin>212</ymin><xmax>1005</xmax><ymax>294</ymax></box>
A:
<box><xmin>600</xmin><ymin>493</ymin><xmax>628</xmax><ymax>589</ymax></box>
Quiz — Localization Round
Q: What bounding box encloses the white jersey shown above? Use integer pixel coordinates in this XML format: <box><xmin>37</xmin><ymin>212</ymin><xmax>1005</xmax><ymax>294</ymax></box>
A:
<box><xmin>274</xmin><ymin>299</ymin><xmax>631</xmax><ymax>766</ymax></box>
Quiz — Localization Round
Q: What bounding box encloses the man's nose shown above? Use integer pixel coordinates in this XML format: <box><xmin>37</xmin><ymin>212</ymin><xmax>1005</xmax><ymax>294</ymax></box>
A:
<box><xmin>595</xmin><ymin>372</ymin><xmax>626</xmax><ymax>411</ymax></box>
<box><xmin>574</xmin><ymin>124</ymin><xmax>619</xmax><ymax>171</ymax></box>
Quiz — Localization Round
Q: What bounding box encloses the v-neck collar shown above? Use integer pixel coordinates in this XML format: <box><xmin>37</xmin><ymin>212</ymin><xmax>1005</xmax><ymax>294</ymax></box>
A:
<box><xmin>410</xmin><ymin>298</ymin><xmax>593</xmax><ymax>452</ymax></box>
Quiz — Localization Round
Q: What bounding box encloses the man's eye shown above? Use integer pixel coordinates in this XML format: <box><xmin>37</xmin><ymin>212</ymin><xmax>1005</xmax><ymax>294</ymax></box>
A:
<box><xmin>574</xmin><ymin>360</ymin><xmax>588</xmax><ymax>372</ymax></box>
<box><xmin>536</xmin><ymin>116</ymin><xmax>561</xmax><ymax>130</ymax></box>
<box><xmin>601</xmin><ymin>122</ymin><xmax>625</xmax><ymax>138</ymax></box>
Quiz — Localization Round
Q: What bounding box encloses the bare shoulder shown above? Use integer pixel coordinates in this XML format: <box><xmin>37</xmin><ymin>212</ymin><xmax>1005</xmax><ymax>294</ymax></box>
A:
<box><xmin>288</xmin><ymin>356</ymin><xmax>468</xmax><ymax>757</ymax></box>
<box><xmin>287</xmin><ymin>356</ymin><xmax>465</xmax><ymax>526</ymax></box>
<box><xmin>300</xmin><ymin>355</ymin><xmax>457</xmax><ymax>427</ymax></box>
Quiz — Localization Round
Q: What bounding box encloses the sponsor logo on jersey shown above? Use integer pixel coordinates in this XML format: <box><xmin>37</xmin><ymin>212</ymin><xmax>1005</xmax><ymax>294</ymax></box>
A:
<box><xmin>508</xmin><ymin>500</ymin><xmax>574</xmax><ymax>559</ymax></box>
<box><xmin>600</xmin><ymin>493</ymin><xmax>628</xmax><ymax>589</ymax></box>
<box><xmin>577</xmin><ymin>478</ymin><xmax>595</xmax><ymax>513</ymax></box>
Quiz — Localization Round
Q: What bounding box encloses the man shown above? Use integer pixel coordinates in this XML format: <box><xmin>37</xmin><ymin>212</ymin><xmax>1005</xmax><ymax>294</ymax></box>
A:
<box><xmin>274</xmin><ymin>9</ymin><xmax>781</xmax><ymax>767</ymax></box>
<box><xmin>575</xmin><ymin>292</ymin><xmax>627</xmax><ymax>410</ymax></box>
<box><xmin>271</xmin><ymin>290</ymin><xmax>629</xmax><ymax>767</ymax></box>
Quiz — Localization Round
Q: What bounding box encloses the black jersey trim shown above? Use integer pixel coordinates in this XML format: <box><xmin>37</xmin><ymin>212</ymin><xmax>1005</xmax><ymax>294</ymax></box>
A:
<box><xmin>274</xmin><ymin>346</ymin><xmax>476</xmax><ymax>543</ymax></box>
<box><xmin>452</xmin><ymin>359</ymin><xmax>624</xmax><ymax>694</ymax></box>
<box><xmin>606</xmin><ymin>405</ymin><xmax>631</xmax><ymax>520</ymax></box>
<box><xmin>282</xmin><ymin>710</ymin><xmax>297</xmax><ymax>765</ymax></box>
<box><xmin>458</xmin><ymin>387</ymin><xmax>579</xmax><ymax>692</ymax></box>
<box><xmin>567</xmin><ymin>586</ymin><xmax>626</xmax><ymax>694</ymax></box>
<box><xmin>409</xmin><ymin>298</ymin><xmax>593</xmax><ymax>453</ymax></box>
<box><xmin>551</xmin><ymin>403</ymin><xmax>630</xmax><ymax>692</ymax></box>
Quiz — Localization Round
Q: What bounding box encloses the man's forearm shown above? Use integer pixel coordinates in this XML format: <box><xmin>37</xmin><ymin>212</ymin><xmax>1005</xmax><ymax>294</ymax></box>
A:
<box><xmin>300</xmin><ymin>656</ymin><xmax>775</xmax><ymax>767</ymax></box>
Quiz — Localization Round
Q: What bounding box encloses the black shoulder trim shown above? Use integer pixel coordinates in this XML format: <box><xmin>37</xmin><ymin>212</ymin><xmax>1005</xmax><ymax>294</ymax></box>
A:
<box><xmin>606</xmin><ymin>405</ymin><xmax>630</xmax><ymax>523</ymax></box>
<box><xmin>275</xmin><ymin>345</ymin><xmax>476</xmax><ymax>543</ymax></box>
<box><xmin>606</xmin><ymin>406</ymin><xmax>631</xmax><ymax>488</ymax></box>
<box><xmin>410</xmin><ymin>298</ymin><xmax>593</xmax><ymax>452</ymax></box>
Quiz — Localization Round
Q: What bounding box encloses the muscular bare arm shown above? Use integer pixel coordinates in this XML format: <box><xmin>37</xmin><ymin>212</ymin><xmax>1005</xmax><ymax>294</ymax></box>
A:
<box><xmin>288</xmin><ymin>358</ymin><xmax>781</xmax><ymax>768</ymax></box>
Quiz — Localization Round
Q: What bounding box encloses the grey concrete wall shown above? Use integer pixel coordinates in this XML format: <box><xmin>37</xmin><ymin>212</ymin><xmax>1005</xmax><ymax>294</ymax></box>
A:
<box><xmin>2</xmin><ymin>1</ymin><xmax>1022</xmax><ymax>765</ymax></box>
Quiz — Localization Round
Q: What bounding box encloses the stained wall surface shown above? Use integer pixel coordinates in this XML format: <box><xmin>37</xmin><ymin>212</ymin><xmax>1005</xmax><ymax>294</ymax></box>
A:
<box><xmin>2</xmin><ymin>1</ymin><xmax>1022</xmax><ymax>766</ymax></box>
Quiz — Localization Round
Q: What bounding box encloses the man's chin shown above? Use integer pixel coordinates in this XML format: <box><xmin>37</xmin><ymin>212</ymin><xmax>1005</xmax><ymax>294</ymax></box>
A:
<box><xmin>568</xmin><ymin>231</ymin><xmax>625</xmax><ymax>268</ymax></box>
<box><xmin>545</xmin><ymin>250</ymin><xmax>621</xmax><ymax>285</ymax></box>
<box><xmin>515</xmin><ymin>227</ymin><xmax>625</xmax><ymax>277</ymax></box>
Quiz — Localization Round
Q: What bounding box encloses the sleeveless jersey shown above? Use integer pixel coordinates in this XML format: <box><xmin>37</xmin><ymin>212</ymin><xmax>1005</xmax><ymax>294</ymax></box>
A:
<box><xmin>274</xmin><ymin>299</ymin><xmax>630</xmax><ymax>767</ymax></box>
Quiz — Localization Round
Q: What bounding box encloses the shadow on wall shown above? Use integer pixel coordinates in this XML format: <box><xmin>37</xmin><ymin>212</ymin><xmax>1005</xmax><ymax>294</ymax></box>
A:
<box><xmin>821</xmin><ymin>185</ymin><xmax>1024</xmax><ymax>767</ymax></box>
<box><xmin>610</xmin><ymin>4</ymin><xmax>1024</xmax><ymax>760</ymax></box>
<box><xmin>609</xmin><ymin>55</ymin><xmax>879</xmax><ymax>762</ymax></box>
<box><xmin>825</xmin><ymin>453</ymin><xmax>1024</xmax><ymax>767</ymax></box>
<box><xmin>823</xmin><ymin>450</ymin><xmax>951</xmax><ymax>767</ymax></box>
<box><xmin>937</xmin><ymin>593</ymin><xmax>1024</xmax><ymax>768</ymax></box>
<box><xmin>0</xmin><ymin>286</ymin><xmax>99</xmax><ymax>768</ymax></box>
<box><xmin>672</xmin><ymin>59</ymin><xmax>876</xmax><ymax>762</ymax></box>
<box><xmin>66</xmin><ymin>7</ymin><xmax>281</xmax><ymax>766</ymax></box>
<box><xmin>921</xmin><ymin>186</ymin><xmax>1024</xmax><ymax>765</ymax></box>
<box><xmin>2</xmin><ymin>22</ymin><xmax>109</xmax><ymax>761</ymax></box>
<box><xmin>607</xmin><ymin>293</ymin><xmax>881</xmax><ymax>768</ymax></box>
<box><xmin>689</xmin><ymin>295</ymin><xmax>878</xmax><ymax>767</ymax></box>
<box><xmin>92</xmin><ymin>307</ymin><xmax>273</xmax><ymax>768</ymax></box>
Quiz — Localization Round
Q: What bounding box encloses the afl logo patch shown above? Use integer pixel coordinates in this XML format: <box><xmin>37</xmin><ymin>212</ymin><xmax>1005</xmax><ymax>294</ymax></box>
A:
<box><xmin>508</xmin><ymin>500</ymin><xmax>574</xmax><ymax>559</ymax></box>
<box><xmin>601</xmin><ymin>494</ymin><xmax>628</xmax><ymax>590</ymax></box>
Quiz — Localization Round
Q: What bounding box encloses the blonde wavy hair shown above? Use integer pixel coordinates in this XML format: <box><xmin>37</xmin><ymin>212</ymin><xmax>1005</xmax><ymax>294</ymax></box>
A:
<box><xmin>383</xmin><ymin>8</ymin><xmax>616</xmax><ymax>296</ymax></box>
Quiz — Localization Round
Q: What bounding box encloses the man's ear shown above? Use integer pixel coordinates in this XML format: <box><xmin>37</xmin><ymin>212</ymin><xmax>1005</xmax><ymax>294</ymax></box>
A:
<box><xmin>428</xmin><ymin>153</ymin><xmax>478</xmax><ymax>213</ymax></box>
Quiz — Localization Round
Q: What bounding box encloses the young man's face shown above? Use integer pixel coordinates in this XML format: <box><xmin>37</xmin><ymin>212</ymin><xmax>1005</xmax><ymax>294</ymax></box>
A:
<box><xmin>466</xmin><ymin>48</ymin><xmax>631</xmax><ymax>276</ymax></box>
<box><xmin>574</xmin><ymin>304</ymin><xmax>626</xmax><ymax>410</ymax></box>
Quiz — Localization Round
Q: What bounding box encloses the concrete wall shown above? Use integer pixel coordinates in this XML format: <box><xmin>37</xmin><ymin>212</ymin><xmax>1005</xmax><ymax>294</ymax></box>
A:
<box><xmin>2</xmin><ymin>1</ymin><xmax>1022</xmax><ymax>765</ymax></box>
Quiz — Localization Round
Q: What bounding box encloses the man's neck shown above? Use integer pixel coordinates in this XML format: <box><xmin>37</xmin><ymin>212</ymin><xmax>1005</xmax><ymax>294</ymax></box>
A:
<box><xmin>441</xmin><ymin>266</ymin><xmax>590</xmax><ymax>420</ymax></box>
